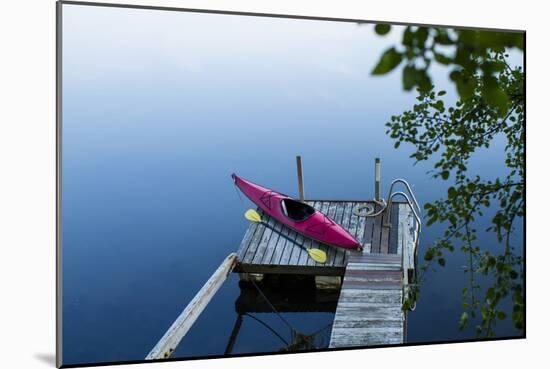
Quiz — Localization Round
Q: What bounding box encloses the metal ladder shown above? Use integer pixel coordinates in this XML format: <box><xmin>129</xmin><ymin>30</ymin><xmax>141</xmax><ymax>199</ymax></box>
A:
<box><xmin>382</xmin><ymin>178</ymin><xmax>421</xmax><ymax>256</ymax></box>
<box><xmin>381</xmin><ymin>179</ymin><xmax>422</xmax><ymax>311</ymax></box>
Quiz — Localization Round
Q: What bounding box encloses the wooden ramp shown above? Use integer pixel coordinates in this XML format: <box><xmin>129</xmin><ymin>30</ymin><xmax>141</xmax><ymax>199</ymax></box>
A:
<box><xmin>235</xmin><ymin>201</ymin><xmax>400</xmax><ymax>276</ymax></box>
<box><xmin>329</xmin><ymin>202</ymin><xmax>417</xmax><ymax>348</ymax></box>
<box><xmin>329</xmin><ymin>252</ymin><xmax>404</xmax><ymax>347</ymax></box>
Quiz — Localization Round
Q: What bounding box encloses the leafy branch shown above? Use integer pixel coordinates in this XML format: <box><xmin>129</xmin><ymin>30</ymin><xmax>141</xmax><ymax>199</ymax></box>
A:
<box><xmin>373</xmin><ymin>25</ymin><xmax>525</xmax><ymax>337</ymax></box>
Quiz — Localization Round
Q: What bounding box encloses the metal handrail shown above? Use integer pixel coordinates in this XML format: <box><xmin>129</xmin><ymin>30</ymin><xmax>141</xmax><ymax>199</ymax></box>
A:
<box><xmin>381</xmin><ymin>179</ymin><xmax>422</xmax><ymax>312</ymax></box>
<box><xmin>390</xmin><ymin>191</ymin><xmax>421</xmax><ymax>311</ymax></box>
<box><xmin>388</xmin><ymin>191</ymin><xmax>421</xmax><ymax>259</ymax></box>
<box><xmin>384</xmin><ymin>178</ymin><xmax>422</xmax><ymax>219</ymax></box>
<box><xmin>388</xmin><ymin>191</ymin><xmax>422</xmax><ymax>228</ymax></box>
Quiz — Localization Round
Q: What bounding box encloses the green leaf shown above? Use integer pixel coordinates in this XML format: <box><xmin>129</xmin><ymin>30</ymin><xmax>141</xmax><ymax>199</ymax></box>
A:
<box><xmin>403</xmin><ymin>27</ymin><xmax>414</xmax><ymax>46</ymax></box>
<box><xmin>450</xmin><ymin>70</ymin><xmax>461</xmax><ymax>81</ymax></box>
<box><xmin>416</xmin><ymin>69</ymin><xmax>432</xmax><ymax>93</ymax></box>
<box><xmin>448</xmin><ymin>186</ymin><xmax>457</xmax><ymax>199</ymax></box>
<box><xmin>434</xmin><ymin>29</ymin><xmax>453</xmax><ymax>45</ymax></box>
<box><xmin>441</xmin><ymin>170</ymin><xmax>450</xmax><ymax>180</ymax></box>
<box><xmin>482</xmin><ymin>76</ymin><xmax>510</xmax><ymax>116</ymax></box>
<box><xmin>426</xmin><ymin>216</ymin><xmax>437</xmax><ymax>226</ymax></box>
<box><xmin>497</xmin><ymin>311</ymin><xmax>507</xmax><ymax>320</ymax></box>
<box><xmin>434</xmin><ymin>100</ymin><xmax>445</xmax><ymax>112</ymax></box>
<box><xmin>448</xmin><ymin>213</ymin><xmax>457</xmax><ymax>226</ymax></box>
<box><xmin>375</xmin><ymin>24</ymin><xmax>391</xmax><ymax>35</ymax></box>
<box><xmin>403</xmin><ymin>65</ymin><xmax>416</xmax><ymax>90</ymax></box>
<box><xmin>424</xmin><ymin>249</ymin><xmax>434</xmax><ymax>261</ymax></box>
<box><xmin>438</xmin><ymin>258</ymin><xmax>446</xmax><ymax>267</ymax></box>
<box><xmin>415</xmin><ymin>27</ymin><xmax>429</xmax><ymax>48</ymax></box>
<box><xmin>481</xmin><ymin>306</ymin><xmax>488</xmax><ymax>320</ymax></box>
<box><xmin>372</xmin><ymin>47</ymin><xmax>403</xmax><ymax>75</ymax></box>
<box><xmin>456</xmin><ymin>75</ymin><xmax>476</xmax><ymax>101</ymax></box>
<box><xmin>434</xmin><ymin>52</ymin><xmax>452</xmax><ymax>65</ymax></box>
<box><xmin>459</xmin><ymin>311</ymin><xmax>469</xmax><ymax>328</ymax></box>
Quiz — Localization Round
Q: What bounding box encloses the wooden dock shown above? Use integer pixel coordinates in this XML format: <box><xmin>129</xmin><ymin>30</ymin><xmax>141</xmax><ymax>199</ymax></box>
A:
<box><xmin>235</xmin><ymin>199</ymin><xmax>417</xmax><ymax>349</ymax></box>
<box><xmin>145</xmin><ymin>158</ymin><xmax>419</xmax><ymax>359</ymax></box>
<box><xmin>235</xmin><ymin>201</ymin><xmax>401</xmax><ymax>276</ymax></box>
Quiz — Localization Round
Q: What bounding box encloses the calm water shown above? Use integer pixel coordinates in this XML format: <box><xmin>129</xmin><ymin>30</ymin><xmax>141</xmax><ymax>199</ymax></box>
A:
<box><xmin>61</xmin><ymin>5</ymin><xmax>524</xmax><ymax>365</ymax></box>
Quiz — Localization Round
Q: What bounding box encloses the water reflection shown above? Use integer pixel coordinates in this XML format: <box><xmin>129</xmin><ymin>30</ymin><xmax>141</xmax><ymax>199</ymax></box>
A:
<box><xmin>225</xmin><ymin>274</ymin><xmax>338</xmax><ymax>354</ymax></box>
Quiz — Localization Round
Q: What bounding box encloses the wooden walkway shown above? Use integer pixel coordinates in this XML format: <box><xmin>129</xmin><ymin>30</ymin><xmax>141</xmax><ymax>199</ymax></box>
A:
<box><xmin>329</xmin><ymin>252</ymin><xmax>404</xmax><ymax>347</ymax></box>
<box><xmin>235</xmin><ymin>201</ymin><xmax>400</xmax><ymax>276</ymax></box>
<box><xmin>329</xmin><ymin>202</ymin><xmax>417</xmax><ymax>348</ymax></box>
<box><xmin>234</xmin><ymin>199</ymin><xmax>417</xmax><ymax>349</ymax></box>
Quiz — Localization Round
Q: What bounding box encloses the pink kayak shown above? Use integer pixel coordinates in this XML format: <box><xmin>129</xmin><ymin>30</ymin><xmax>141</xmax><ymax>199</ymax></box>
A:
<box><xmin>232</xmin><ymin>174</ymin><xmax>362</xmax><ymax>250</ymax></box>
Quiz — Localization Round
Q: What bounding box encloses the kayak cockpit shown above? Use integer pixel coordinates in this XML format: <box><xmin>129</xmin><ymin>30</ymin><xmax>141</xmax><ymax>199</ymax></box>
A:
<box><xmin>281</xmin><ymin>198</ymin><xmax>316</xmax><ymax>222</ymax></box>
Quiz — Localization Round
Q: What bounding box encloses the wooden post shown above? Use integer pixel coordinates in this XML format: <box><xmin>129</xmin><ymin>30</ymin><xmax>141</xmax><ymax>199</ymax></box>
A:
<box><xmin>296</xmin><ymin>155</ymin><xmax>305</xmax><ymax>201</ymax></box>
<box><xmin>375</xmin><ymin>157</ymin><xmax>381</xmax><ymax>201</ymax></box>
<box><xmin>145</xmin><ymin>253</ymin><xmax>238</xmax><ymax>360</ymax></box>
<box><xmin>224</xmin><ymin>314</ymin><xmax>243</xmax><ymax>355</ymax></box>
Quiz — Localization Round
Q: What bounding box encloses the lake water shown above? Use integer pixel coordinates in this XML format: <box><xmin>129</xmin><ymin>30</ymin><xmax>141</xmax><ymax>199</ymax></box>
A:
<box><xmin>61</xmin><ymin>4</ymin><xmax>524</xmax><ymax>365</ymax></box>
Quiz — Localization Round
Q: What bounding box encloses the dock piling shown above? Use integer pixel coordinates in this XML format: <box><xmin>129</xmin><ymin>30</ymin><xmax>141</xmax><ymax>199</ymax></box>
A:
<box><xmin>224</xmin><ymin>314</ymin><xmax>243</xmax><ymax>355</ymax></box>
<box><xmin>296</xmin><ymin>155</ymin><xmax>305</xmax><ymax>201</ymax></box>
<box><xmin>375</xmin><ymin>157</ymin><xmax>381</xmax><ymax>201</ymax></box>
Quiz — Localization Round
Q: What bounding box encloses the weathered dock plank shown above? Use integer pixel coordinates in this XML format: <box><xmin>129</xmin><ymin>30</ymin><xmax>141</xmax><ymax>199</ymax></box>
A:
<box><xmin>337</xmin><ymin>202</ymin><xmax>353</xmax><ymax>266</ymax></box>
<box><xmin>242</xmin><ymin>210</ymin><xmax>268</xmax><ymax>262</ymax></box>
<box><xmin>380</xmin><ymin>209</ymin><xmax>391</xmax><ymax>254</ymax></box>
<box><xmin>400</xmin><ymin>203</ymin><xmax>417</xmax><ymax>300</ymax></box>
<box><xmin>237</xmin><ymin>221</ymin><xmax>259</xmax><ymax>261</ymax></box>
<box><xmin>279</xmin><ymin>228</ymin><xmax>300</xmax><ymax>265</ymax></box>
<box><xmin>329</xmin><ymin>252</ymin><xmax>405</xmax><ymax>348</ymax></box>
<box><xmin>330</xmin><ymin>330</ymin><xmax>403</xmax><ymax>346</ymax></box>
<box><xmin>260</xmin><ymin>217</ymin><xmax>284</xmax><ymax>264</ymax></box>
<box><xmin>363</xmin><ymin>206</ymin><xmax>375</xmax><ymax>252</ymax></box>
<box><xmin>325</xmin><ymin>202</ymin><xmax>340</xmax><ymax>267</ymax></box>
<box><xmin>311</xmin><ymin>202</ymin><xmax>331</xmax><ymax>267</ymax></box>
<box><xmin>252</xmin><ymin>215</ymin><xmax>277</xmax><ymax>264</ymax></box>
<box><xmin>371</xmin><ymin>203</ymin><xmax>383</xmax><ymax>253</ymax></box>
<box><xmin>389</xmin><ymin>203</ymin><xmax>400</xmax><ymax>253</ymax></box>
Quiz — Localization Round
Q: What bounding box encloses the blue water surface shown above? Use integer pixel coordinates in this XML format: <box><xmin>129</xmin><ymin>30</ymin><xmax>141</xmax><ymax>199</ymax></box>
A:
<box><xmin>61</xmin><ymin>5</ymin><xmax>524</xmax><ymax>365</ymax></box>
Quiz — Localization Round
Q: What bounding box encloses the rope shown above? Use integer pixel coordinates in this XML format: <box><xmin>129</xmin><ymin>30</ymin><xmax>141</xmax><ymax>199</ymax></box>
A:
<box><xmin>246</xmin><ymin>275</ymin><xmax>340</xmax><ymax>350</ymax></box>
<box><xmin>243</xmin><ymin>313</ymin><xmax>289</xmax><ymax>346</ymax></box>
<box><xmin>353</xmin><ymin>199</ymin><xmax>387</xmax><ymax>217</ymax></box>
<box><xmin>234</xmin><ymin>182</ymin><xmax>248</xmax><ymax>211</ymax></box>
<box><xmin>309</xmin><ymin>322</ymin><xmax>333</xmax><ymax>348</ymax></box>
<box><xmin>249</xmin><ymin>277</ymin><xmax>295</xmax><ymax>333</ymax></box>
<box><xmin>309</xmin><ymin>322</ymin><xmax>333</xmax><ymax>337</ymax></box>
